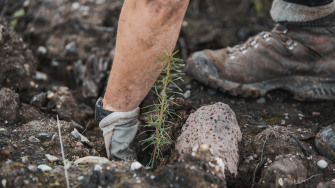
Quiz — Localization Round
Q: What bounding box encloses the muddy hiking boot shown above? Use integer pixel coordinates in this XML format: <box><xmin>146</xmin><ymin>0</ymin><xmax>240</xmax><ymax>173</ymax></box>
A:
<box><xmin>185</xmin><ymin>23</ymin><xmax>335</xmax><ymax>100</ymax></box>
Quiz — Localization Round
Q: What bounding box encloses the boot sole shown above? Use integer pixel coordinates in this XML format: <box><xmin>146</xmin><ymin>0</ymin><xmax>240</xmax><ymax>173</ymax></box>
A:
<box><xmin>205</xmin><ymin>75</ymin><xmax>335</xmax><ymax>101</ymax></box>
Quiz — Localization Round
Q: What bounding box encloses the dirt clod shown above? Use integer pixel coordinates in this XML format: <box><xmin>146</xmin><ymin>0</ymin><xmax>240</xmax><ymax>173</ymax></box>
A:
<box><xmin>260</xmin><ymin>154</ymin><xmax>307</xmax><ymax>187</ymax></box>
<box><xmin>0</xmin><ymin>87</ymin><xmax>20</xmax><ymax>123</ymax></box>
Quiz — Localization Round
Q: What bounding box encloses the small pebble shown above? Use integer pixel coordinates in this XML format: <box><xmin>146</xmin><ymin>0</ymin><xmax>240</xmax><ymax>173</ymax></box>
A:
<box><xmin>34</xmin><ymin>71</ymin><xmax>48</xmax><ymax>81</ymax></box>
<box><xmin>192</xmin><ymin>145</ymin><xmax>199</xmax><ymax>152</ymax></box>
<box><xmin>28</xmin><ymin>136</ymin><xmax>40</xmax><ymax>143</ymax></box>
<box><xmin>28</xmin><ymin>165</ymin><xmax>38</xmax><ymax>172</ymax></box>
<box><xmin>21</xmin><ymin>156</ymin><xmax>29</xmax><ymax>164</ymax></box>
<box><xmin>0</xmin><ymin>128</ymin><xmax>6</xmax><ymax>132</ymax></box>
<box><xmin>65</xmin><ymin>42</ymin><xmax>76</xmax><ymax>53</ymax></box>
<box><xmin>183</xmin><ymin>90</ymin><xmax>191</xmax><ymax>99</ymax></box>
<box><xmin>256</xmin><ymin>97</ymin><xmax>266</xmax><ymax>104</ymax></box>
<box><xmin>198</xmin><ymin>144</ymin><xmax>209</xmax><ymax>152</ymax></box>
<box><xmin>45</xmin><ymin>154</ymin><xmax>60</xmax><ymax>162</ymax></box>
<box><xmin>317</xmin><ymin>160</ymin><xmax>328</xmax><ymax>169</ymax></box>
<box><xmin>207</xmin><ymin>88</ymin><xmax>217</xmax><ymax>95</ymax></box>
<box><xmin>131</xmin><ymin>162</ymin><xmax>143</xmax><ymax>171</ymax></box>
<box><xmin>47</xmin><ymin>91</ymin><xmax>55</xmax><ymax>99</ymax></box>
<box><xmin>71</xmin><ymin>2</ymin><xmax>80</xmax><ymax>10</ymax></box>
<box><xmin>209</xmin><ymin>148</ymin><xmax>214</xmax><ymax>155</ymax></box>
<box><xmin>281</xmin><ymin>120</ymin><xmax>285</xmax><ymax>125</ymax></box>
<box><xmin>97</xmin><ymin>0</ymin><xmax>105</xmax><ymax>4</ymax></box>
<box><xmin>215</xmin><ymin>157</ymin><xmax>224</xmax><ymax>168</ymax></box>
<box><xmin>249</xmin><ymin>156</ymin><xmax>254</xmax><ymax>161</ymax></box>
<box><xmin>94</xmin><ymin>164</ymin><xmax>102</xmax><ymax>171</ymax></box>
<box><xmin>312</xmin><ymin>112</ymin><xmax>320</xmax><ymax>116</ymax></box>
<box><xmin>36</xmin><ymin>133</ymin><xmax>52</xmax><ymax>138</ymax></box>
<box><xmin>2</xmin><ymin>179</ymin><xmax>6</xmax><ymax>188</ymax></box>
<box><xmin>37</xmin><ymin>46</ymin><xmax>47</xmax><ymax>55</ymax></box>
<box><xmin>257</xmin><ymin>124</ymin><xmax>267</xmax><ymax>129</ymax></box>
<box><xmin>208</xmin><ymin>162</ymin><xmax>215</xmax><ymax>168</ymax></box>
<box><xmin>51</xmin><ymin>60</ymin><xmax>59</xmax><ymax>67</ymax></box>
<box><xmin>278</xmin><ymin>178</ymin><xmax>284</xmax><ymax>186</ymax></box>
<box><xmin>185</xmin><ymin>84</ymin><xmax>192</xmax><ymax>89</ymax></box>
<box><xmin>77</xmin><ymin>176</ymin><xmax>84</xmax><ymax>181</ymax></box>
<box><xmin>37</xmin><ymin>164</ymin><xmax>52</xmax><ymax>172</ymax></box>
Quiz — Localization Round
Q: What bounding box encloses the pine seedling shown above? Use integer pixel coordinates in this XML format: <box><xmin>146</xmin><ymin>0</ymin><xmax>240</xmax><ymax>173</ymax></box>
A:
<box><xmin>141</xmin><ymin>50</ymin><xmax>184</xmax><ymax>168</ymax></box>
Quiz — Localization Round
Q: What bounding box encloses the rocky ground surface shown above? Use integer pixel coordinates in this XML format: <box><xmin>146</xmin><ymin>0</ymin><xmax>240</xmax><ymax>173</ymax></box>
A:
<box><xmin>1</xmin><ymin>0</ymin><xmax>335</xmax><ymax>187</ymax></box>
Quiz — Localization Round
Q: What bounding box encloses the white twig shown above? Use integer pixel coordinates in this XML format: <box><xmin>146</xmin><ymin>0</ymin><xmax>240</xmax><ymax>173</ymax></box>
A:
<box><xmin>57</xmin><ymin>116</ymin><xmax>70</xmax><ymax>188</ymax></box>
<box><xmin>294</xmin><ymin>174</ymin><xmax>320</xmax><ymax>185</ymax></box>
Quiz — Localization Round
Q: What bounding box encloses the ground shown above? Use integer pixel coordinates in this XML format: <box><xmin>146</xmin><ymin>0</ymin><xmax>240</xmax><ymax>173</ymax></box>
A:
<box><xmin>1</xmin><ymin>0</ymin><xmax>335</xmax><ymax>187</ymax></box>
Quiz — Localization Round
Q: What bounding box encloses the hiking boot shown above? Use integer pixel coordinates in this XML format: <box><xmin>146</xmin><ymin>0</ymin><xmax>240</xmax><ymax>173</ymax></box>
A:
<box><xmin>185</xmin><ymin>24</ymin><xmax>335</xmax><ymax>100</ymax></box>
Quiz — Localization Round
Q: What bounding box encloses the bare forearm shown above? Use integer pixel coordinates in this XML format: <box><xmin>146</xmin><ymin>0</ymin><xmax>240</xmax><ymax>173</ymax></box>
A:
<box><xmin>103</xmin><ymin>0</ymin><xmax>189</xmax><ymax>111</ymax></box>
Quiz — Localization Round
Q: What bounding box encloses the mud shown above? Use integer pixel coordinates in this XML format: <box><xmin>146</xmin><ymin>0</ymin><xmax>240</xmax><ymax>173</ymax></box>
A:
<box><xmin>1</xmin><ymin>0</ymin><xmax>335</xmax><ymax>188</ymax></box>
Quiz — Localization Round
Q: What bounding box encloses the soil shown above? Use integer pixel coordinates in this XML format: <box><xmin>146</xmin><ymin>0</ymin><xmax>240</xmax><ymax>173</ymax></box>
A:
<box><xmin>1</xmin><ymin>0</ymin><xmax>335</xmax><ymax>188</ymax></box>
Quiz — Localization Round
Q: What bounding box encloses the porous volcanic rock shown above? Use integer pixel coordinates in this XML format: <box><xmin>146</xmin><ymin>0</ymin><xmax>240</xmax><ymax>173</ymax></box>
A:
<box><xmin>175</xmin><ymin>102</ymin><xmax>242</xmax><ymax>175</ymax></box>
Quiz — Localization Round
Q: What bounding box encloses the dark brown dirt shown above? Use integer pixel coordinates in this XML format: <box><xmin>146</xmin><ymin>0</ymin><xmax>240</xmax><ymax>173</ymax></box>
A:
<box><xmin>1</xmin><ymin>0</ymin><xmax>335</xmax><ymax>188</ymax></box>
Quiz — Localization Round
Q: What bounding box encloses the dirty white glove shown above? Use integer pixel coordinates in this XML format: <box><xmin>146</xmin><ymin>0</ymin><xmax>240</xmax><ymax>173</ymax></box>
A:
<box><xmin>99</xmin><ymin>107</ymin><xmax>140</xmax><ymax>160</ymax></box>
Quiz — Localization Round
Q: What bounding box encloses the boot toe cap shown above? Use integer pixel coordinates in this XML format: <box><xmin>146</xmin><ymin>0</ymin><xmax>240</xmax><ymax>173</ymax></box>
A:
<box><xmin>185</xmin><ymin>51</ymin><xmax>219</xmax><ymax>84</ymax></box>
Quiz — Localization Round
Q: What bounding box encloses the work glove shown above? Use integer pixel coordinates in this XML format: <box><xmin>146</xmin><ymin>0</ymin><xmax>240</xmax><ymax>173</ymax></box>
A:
<box><xmin>99</xmin><ymin>107</ymin><xmax>140</xmax><ymax>160</ymax></box>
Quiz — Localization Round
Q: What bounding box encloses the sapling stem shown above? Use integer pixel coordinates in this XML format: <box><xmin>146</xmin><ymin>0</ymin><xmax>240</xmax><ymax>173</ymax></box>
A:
<box><xmin>141</xmin><ymin>50</ymin><xmax>184</xmax><ymax>168</ymax></box>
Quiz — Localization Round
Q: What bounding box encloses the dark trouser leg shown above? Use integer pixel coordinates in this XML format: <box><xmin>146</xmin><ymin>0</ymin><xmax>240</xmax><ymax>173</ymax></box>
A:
<box><xmin>271</xmin><ymin>0</ymin><xmax>335</xmax><ymax>26</ymax></box>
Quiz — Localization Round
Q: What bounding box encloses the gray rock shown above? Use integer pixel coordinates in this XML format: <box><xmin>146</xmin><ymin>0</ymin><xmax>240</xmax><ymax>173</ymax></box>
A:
<box><xmin>315</xmin><ymin>124</ymin><xmax>335</xmax><ymax>162</ymax></box>
<box><xmin>176</xmin><ymin>102</ymin><xmax>242</xmax><ymax>175</ymax></box>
